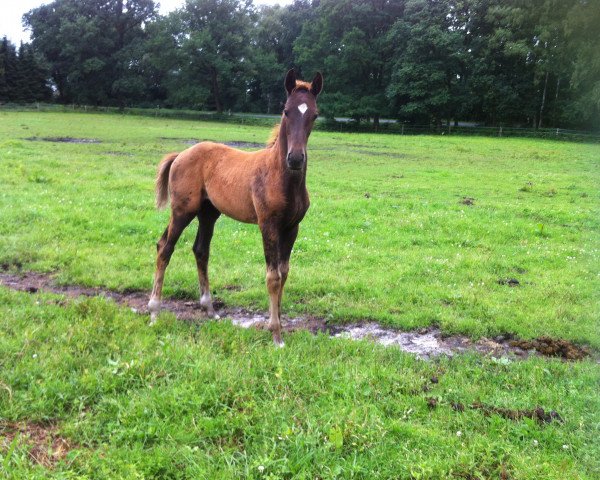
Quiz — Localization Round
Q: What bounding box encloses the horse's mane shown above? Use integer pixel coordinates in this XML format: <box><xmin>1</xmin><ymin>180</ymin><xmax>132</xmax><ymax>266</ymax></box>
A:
<box><xmin>292</xmin><ymin>81</ymin><xmax>311</xmax><ymax>92</ymax></box>
<box><xmin>266</xmin><ymin>80</ymin><xmax>312</xmax><ymax>148</ymax></box>
<box><xmin>267</xmin><ymin>124</ymin><xmax>280</xmax><ymax>147</ymax></box>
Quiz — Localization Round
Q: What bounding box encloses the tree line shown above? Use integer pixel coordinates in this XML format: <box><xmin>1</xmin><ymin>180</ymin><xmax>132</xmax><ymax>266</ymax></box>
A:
<box><xmin>0</xmin><ymin>37</ymin><xmax>52</xmax><ymax>103</ymax></box>
<box><xmin>1</xmin><ymin>0</ymin><xmax>598</xmax><ymax>130</ymax></box>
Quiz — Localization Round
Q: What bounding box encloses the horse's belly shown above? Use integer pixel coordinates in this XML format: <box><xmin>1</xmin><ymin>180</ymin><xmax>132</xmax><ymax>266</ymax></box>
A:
<box><xmin>206</xmin><ymin>186</ymin><xmax>257</xmax><ymax>224</ymax></box>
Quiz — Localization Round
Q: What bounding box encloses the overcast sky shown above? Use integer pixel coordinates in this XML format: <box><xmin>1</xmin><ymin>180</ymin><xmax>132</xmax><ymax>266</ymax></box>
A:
<box><xmin>0</xmin><ymin>0</ymin><xmax>293</xmax><ymax>45</ymax></box>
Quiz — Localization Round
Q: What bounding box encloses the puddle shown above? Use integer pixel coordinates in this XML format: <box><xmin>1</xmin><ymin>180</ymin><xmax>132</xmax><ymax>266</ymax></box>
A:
<box><xmin>224</xmin><ymin>141</ymin><xmax>264</xmax><ymax>149</ymax></box>
<box><xmin>25</xmin><ymin>137</ymin><xmax>101</xmax><ymax>144</ymax></box>
<box><xmin>158</xmin><ymin>138</ymin><xmax>264</xmax><ymax>148</ymax></box>
<box><xmin>331</xmin><ymin>323</ymin><xmax>453</xmax><ymax>356</ymax></box>
<box><xmin>0</xmin><ymin>272</ymin><xmax>592</xmax><ymax>361</ymax></box>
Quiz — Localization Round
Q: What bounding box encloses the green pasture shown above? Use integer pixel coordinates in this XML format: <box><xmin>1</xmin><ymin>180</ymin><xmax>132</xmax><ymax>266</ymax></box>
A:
<box><xmin>1</xmin><ymin>111</ymin><xmax>598</xmax><ymax>344</ymax></box>
<box><xmin>0</xmin><ymin>111</ymin><xmax>599</xmax><ymax>478</ymax></box>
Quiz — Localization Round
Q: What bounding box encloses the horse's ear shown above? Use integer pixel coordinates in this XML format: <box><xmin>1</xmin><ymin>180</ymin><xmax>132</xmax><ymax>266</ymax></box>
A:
<box><xmin>310</xmin><ymin>72</ymin><xmax>323</xmax><ymax>97</ymax></box>
<box><xmin>284</xmin><ymin>69</ymin><xmax>296</xmax><ymax>96</ymax></box>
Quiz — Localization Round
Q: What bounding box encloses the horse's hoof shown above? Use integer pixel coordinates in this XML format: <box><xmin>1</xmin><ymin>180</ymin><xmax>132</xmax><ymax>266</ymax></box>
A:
<box><xmin>149</xmin><ymin>311</ymin><xmax>158</xmax><ymax>326</ymax></box>
<box><xmin>148</xmin><ymin>298</ymin><xmax>160</xmax><ymax>311</ymax></box>
<box><xmin>202</xmin><ymin>306</ymin><xmax>220</xmax><ymax>319</ymax></box>
<box><xmin>273</xmin><ymin>336</ymin><xmax>285</xmax><ymax>348</ymax></box>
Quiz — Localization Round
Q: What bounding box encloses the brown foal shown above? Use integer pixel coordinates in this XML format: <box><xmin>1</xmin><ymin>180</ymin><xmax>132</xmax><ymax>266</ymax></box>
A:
<box><xmin>148</xmin><ymin>69</ymin><xmax>323</xmax><ymax>346</ymax></box>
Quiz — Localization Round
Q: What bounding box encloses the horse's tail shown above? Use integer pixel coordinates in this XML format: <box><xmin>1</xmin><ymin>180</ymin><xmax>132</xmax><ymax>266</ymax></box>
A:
<box><xmin>155</xmin><ymin>152</ymin><xmax>179</xmax><ymax>210</ymax></box>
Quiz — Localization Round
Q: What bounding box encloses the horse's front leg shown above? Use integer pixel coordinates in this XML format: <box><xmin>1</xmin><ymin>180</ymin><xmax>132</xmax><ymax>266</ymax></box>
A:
<box><xmin>277</xmin><ymin>225</ymin><xmax>299</xmax><ymax>316</ymax></box>
<box><xmin>260</xmin><ymin>220</ymin><xmax>284</xmax><ymax>347</ymax></box>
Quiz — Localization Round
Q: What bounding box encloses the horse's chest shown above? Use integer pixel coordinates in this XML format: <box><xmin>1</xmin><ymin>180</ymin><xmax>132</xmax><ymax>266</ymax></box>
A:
<box><xmin>285</xmin><ymin>195</ymin><xmax>309</xmax><ymax>224</ymax></box>
<box><xmin>252</xmin><ymin>178</ymin><xmax>308</xmax><ymax>226</ymax></box>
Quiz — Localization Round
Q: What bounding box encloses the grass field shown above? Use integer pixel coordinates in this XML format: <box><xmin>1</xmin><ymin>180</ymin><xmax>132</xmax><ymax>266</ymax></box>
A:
<box><xmin>0</xmin><ymin>111</ymin><xmax>599</xmax><ymax>478</ymax></box>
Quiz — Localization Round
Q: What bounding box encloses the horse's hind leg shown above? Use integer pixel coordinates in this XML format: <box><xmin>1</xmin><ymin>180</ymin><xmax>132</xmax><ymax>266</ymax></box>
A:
<box><xmin>193</xmin><ymin>200</ymin><xmax>221</xmax><ymax>318</ymax></box>
<box><xmin>148</xmin><ymin>211</ymin><xmax>195</xmax><ymax>324</ymax></box>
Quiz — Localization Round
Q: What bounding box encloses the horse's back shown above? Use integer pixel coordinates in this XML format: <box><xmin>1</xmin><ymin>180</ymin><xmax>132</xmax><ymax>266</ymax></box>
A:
<box><xmin>169</xmin><ymin>141</ymin><xmax>266</xmax><ymax>223</ymax></box>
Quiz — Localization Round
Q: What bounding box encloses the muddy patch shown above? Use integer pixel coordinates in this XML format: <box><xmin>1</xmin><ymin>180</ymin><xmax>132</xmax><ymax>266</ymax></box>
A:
<box><xmin>0</xmin><ymin>421</ymin><xmax>74</xmax><ymax>468</ymax></box>
<box><xmin>25</xmin><ymin>137</ymin><xmax>101</xmax><ymax>144</ymax></box>
<box><xmin>104</xmin><ymin>151</ymin><xmax>134</xmax><ymax>157</ymax></box>
<box><xmin>509</xmin><ymin>337</ymin><xmax>589</xmax><ymax>361</ymax></box>
<box><xmin>0</xmin><ymin>272</ymin><xmax>592</xmax><ymax>361</ymax></box>
<box><xmin>351</xmin><ymin>149</ymin><xmax>408</xmax><ymax>159</ymax></box>
<box><xmin>224</xmin><ymin>141</ymin><xmax>264</xmax><ymax>149</ymax></box>
<box><xmin>498</xmin><ymin>278</ymin><xmax>520</xmax><ymax>287</ymax></box>
<box><xmin>460</xmin><ymin>196</ymin><xmax>475</xmax><ymax>206</ymax></box>
<box><xmin>158</xmin><ymin>137</ymin><xmax>200</xmax><ymax>145</ymax></box>
<box><xmin>158</xmin><ymin>138</ymin><xmax>264</xmax><ymax>149</ymax></box>
<box><xmin>449</xmin><ymin>402</ymin><xmax>563</xmax><ymax>424</ymax></box>
<box><xmin>331</xmin><ymin>323</ymin><xmax>454</xmax><ymax>356</ymax></box>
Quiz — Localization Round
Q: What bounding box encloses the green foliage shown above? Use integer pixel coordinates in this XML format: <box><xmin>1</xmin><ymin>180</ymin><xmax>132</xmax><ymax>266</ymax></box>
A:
<box><xmin>12</xmin><ymin>0</ymin><xmax>600</xmax><ymax>130</ymax></box>
<box><xmin>0</xmin><ymin>37</ymin><xmax>51</xmax><ymax>103</ymax></box>
<box><xmin>387</xmin><ymin>0</ymin><xmax>466</xmax><ymax>125</ymax></box>
<box><xmin>295</xmin><ymin>0</ymin><xmax>402</xmax><ymax>122</ymax></box>
<box><xmin>23</xmin><ymin>0</ymin><xmax>156</xmax><ymax>105</ymax></box>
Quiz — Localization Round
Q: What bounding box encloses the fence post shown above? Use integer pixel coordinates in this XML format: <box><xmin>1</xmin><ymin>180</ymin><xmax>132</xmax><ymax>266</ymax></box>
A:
<box><xmin>499</xmin><ymin>126</ymin><xmax>502</xmax><ymax>137</ymax></box>
<box><xmin>556</xmin><ymin>128</ymin><xmax>559</xmax><ymax>137</ymax></box>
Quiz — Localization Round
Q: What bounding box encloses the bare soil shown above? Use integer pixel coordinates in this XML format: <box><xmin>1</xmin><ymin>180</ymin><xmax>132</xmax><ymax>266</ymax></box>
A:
<box><xmin>509</xmin><ymin>337</ymin><xmax>590</xmax><ymax>361</ymax></box>
<box><xmin>0</xmin><ymin>272</ymin><xmax>592</xmax><ymax>361</ymax></box>
<box><xmin>25</xmin><ymin>137</ymin><xmax>101</xmax><ymax>144</ymax></box>
<box><xmin>449</xmin><ymin>401</ymin><xmax>563</xmax><ymax>424</ymax></box>
<box><xmin>498</xmin><ymin>278</ymin><xmax>521</xmax><ymax>287</ymax></box>
<box><xmin>0</xmin><ymin>421</ymin><xmax>74</xmax><ymax>468</ymax></box>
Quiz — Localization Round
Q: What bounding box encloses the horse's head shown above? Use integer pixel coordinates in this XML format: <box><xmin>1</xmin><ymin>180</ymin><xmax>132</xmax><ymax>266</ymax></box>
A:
<box><xmin>281</xmin><ymin>69</ymin><xmax>323</xmax><ymax>171</ymax></box>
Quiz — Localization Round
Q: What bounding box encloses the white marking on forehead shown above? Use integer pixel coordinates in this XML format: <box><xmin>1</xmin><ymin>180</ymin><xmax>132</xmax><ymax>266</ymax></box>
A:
<box><xmin>298</xmin><ymin>103</ymin><xmax>308</xmax><ymax>115</ymax></box>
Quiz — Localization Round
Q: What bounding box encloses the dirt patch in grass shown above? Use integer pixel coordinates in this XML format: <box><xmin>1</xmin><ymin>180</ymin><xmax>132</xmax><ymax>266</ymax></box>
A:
<box><xmin>460</xmin><ymin>196</ymin><xmax>475</xmax><ymax>206</ymax></box>
<box><xmin>0</xmin><ymin>421</ymin><xmax>74</xmax><ymax>468</ymax></box>
<box><xmin>0</xmin><ymin>272</ymin><xmax>592</xmax><ymax>361</ymax></box>
<box><xmin>449</xmin><ymin>402</ymin><xmax>563</xmax><ymax>425</ymax></box>
<box><xmin>509</xmin><ymin>337</ymin><xmax>590</xmax><ymax>361</ymax></box>
<box><xmin>352</xmin><ymin>149</ymin><xmax>408</xmax><ymax>159</ymax></box>
<box><xmin>25</xmin><ymin>137</ymin><xmax>101</xmax><ymax>144</ymax></box>
<box><xmin>158</xmin><ymin>137</ymin><xmax>199</xmax><ymax>145</ymax></box>
<box><xmin>103</xmin><ymin>151</ymin><xmax>134</xmax><ymax>157</ymax></box>
<box><xmin>498</xmin><ymin>278</ymin><xmax>520</xmax><ymax>287</ymax></box>
<box><xmin>1</xmin><ymin>259</ymin><xmax>23</xmax><ymax>272</ymax></box>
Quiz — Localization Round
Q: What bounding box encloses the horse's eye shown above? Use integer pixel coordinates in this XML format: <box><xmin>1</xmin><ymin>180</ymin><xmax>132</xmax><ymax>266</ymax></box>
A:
<box><xmin>284</xmin><ymin>110</ymin><xmax>289</xmax><ymax>117</ymax></box>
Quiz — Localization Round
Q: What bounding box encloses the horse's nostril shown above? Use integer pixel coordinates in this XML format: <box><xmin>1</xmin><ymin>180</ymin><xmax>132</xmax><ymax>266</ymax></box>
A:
<box><xmin>287</xmin><ymin>152</ymin><xmax>304</xmax><ymax>167</ymax></box>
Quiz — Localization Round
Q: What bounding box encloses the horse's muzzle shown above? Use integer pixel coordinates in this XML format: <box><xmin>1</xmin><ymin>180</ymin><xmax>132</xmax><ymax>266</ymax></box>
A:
<box><xmin>287</xmin><ymin>152</ymin><xmax>305</xmax><ymax>171</ymax></box>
